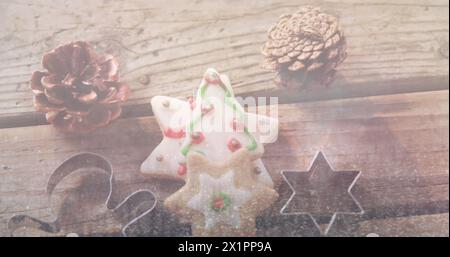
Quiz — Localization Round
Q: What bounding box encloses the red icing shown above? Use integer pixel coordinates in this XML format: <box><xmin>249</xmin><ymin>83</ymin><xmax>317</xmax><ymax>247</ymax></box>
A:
<box><xmin>230</xmin><ymin>118</ymin><xmax>244</xmax><ymax>132</ymax></box>
<box><xmin>188</xmin><ymin>96</ymin><xmax>195</xmax><ymax>110</ymax></box>
<box><xmin>213</xmin><ymin>197</ymin><xmax>224</xmax><ymax>209</ymax></box>
<box><xmin>164</xmin><ymin>128</ymin><xmax>185</xmax><ymax>138</ymax></box>
<box><xmin>227</xmin><ymin>138</ymin><xmax>242</xmax><ymax>152</ymax></box>
<box><xmin>177</xmin><ymin>163</ymin><xmax>187</xmax><ymax>176</ymax></box>
<box><xmin>204</xmin><ymin>73</ymin><xmax>220</xmax><ymax>84</ymax></box>
<box><xmin>191</xmin><ymin>132</ymin><xmax>205</xmax><ymax>144</ymax></box>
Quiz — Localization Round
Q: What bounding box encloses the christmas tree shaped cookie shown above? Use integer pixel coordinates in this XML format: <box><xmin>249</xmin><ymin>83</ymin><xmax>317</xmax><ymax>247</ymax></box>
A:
<box><xmin>141</xmin><ymin>68</ymin><xmax>278</xmax><ymax>187</ymax></box>
<box><xmin>164</xmin><ymin>149</ymin><xmax>279</xmax><ymax>236</ymax></box>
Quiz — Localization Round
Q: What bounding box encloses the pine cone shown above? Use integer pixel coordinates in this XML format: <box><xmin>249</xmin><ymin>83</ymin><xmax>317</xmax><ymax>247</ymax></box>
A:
<box><xmin>261</xmin><ymin>6</ymin><xmax>347</xmax><ymax>89</ymax></box>
<box><xmin>30</xmin><ymin>41</ymin><xmax>129</xmax><ymax>133</ymax></box>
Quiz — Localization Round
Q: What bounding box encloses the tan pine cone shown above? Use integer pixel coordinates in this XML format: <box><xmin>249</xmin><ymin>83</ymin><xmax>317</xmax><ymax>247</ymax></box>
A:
<box><xmin>30</xmin><ymin>41</ymin><xmax>129</xmax><ymax>133</ymax></box>
<box><xmin>261</xmin><ymin>6</ymin><xmax>347</xmax><ymax>89</ymax></box>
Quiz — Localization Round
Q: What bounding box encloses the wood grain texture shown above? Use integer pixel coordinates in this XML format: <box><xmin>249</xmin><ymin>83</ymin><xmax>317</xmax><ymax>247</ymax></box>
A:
<box><xmin>0</xmin><ymin>90</ymin><xmax>448</xmax><ymax>236</ymax></box>
<box><xmin>0</xmin><ymin>0</ymin><xmax>448</xmax><ymax>127</ymax></box>
<box><xmin>357</xmin><ymin>213</ymin><xmax>449</xmax><ymax>237</ymax></box>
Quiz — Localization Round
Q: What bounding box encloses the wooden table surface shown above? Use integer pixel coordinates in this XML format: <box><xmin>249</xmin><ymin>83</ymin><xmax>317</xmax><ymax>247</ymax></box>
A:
<box><xmin>0</xmin><ymin>0</ymin><xmax>448</xmax><ymax>236</ymax></box>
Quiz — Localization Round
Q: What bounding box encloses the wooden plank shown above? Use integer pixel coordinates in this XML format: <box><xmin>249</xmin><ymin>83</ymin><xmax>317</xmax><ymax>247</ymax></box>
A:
<box><xmin>357</xmin><ymin>213</ymin><xmax>449</xmax><ymax>237</ymax></box>
<box><xmin>0</xmin><ymin>0</ymin><xmax>448</xmax><ymax>127</ymax></box>
<box><xmin>256</xmin><ymin>212</ymin><xmax>449</xmax><ymax>237</ymax></box>
<box><xmin>0</xmin><ymin>90</ymin><xmax>448</xmax><ymax>236</ymax></box>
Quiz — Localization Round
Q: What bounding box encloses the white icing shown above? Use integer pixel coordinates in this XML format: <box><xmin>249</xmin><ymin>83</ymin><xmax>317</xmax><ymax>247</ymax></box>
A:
<box><xmin>151</xmin><ymin>95</ymin><xmax>191</xmax><ymax>132</ymax></box>
<box><xmin>186</xmin><ymin>170</ymin><xmax>251</xmax><ymax>230</ymax></box>
<box><xmin>140</xmin><ymin>95</ymin><xmax>191</xmax><ymax>176</ymax></box>
<box><xmin>140</xmin><ymin>137</ymin><xmax>185</xmax><ymax>177</ymax></box>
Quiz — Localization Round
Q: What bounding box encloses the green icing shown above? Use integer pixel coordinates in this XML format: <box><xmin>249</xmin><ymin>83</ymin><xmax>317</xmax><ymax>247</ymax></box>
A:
<box><xmin>181</xmin><ymin>73</ymin><xmax>259</xmax><ymax>156</ymax></box>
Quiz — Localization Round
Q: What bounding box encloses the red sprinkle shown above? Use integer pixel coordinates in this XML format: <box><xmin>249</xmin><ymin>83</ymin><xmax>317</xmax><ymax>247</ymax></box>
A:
<box><xmin>227</xmin><ymin>138</ymin><xmax>242</xmax><ymax>152</ymax></box>
<box><xmin>164</xmin><ymin>128</ymin><xmax>185</xmax><ymax>138</ymax></box>
<box><xmin>177</xmin><ymin>163</ymin><xmax>187</xmax><ymax>176</ymax></box>
<box><xmin>191</xmin><ymin>132</ymin><xmax>205</xmax><ymax>144</ymax></box>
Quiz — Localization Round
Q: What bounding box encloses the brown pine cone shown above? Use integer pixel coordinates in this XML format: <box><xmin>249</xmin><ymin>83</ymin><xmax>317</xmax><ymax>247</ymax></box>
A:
<box><xmin>30</xmin><ymin>41</ymin><xmax>129</xmax><ymax>133</ymax></box>
<box><xmin>261</xmin><ymin>6</ymin><xmax>347</xmax><ymax>89</ymax></box>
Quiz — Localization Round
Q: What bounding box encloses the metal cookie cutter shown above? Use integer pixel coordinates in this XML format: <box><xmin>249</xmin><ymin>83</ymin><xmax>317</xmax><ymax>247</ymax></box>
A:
<box><xmin>8</xmin><ymin>152</ymin><xmax>157</xmax><ymax>237</ymax></box>
<box><xmin>279</xmin><ymin>151</ymin><xmax>364</xmax><ymax>236</ymax></box>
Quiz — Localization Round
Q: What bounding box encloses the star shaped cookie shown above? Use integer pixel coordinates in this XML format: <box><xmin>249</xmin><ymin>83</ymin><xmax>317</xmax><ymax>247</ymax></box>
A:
<box><xmin>140</xmin><ymin>68</ymin><xmax>278</xmax><ymax>188</ymax></box>
<box><xmin>165</xmin><ymin>149</ymin><xmax>279</xmax><ymax>236</ymax></box>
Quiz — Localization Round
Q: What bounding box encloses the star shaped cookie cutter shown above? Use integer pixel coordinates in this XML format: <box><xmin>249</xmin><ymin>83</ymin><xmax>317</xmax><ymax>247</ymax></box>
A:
<box><xmin>8</xmin><ymin>152</ymin><xmax>157</xmax><ymax>237</ymax></box>
<box><xmin>280</xmin><ymin>151</ymin><xmax>364</xmax><ymax>235</ymax></box>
